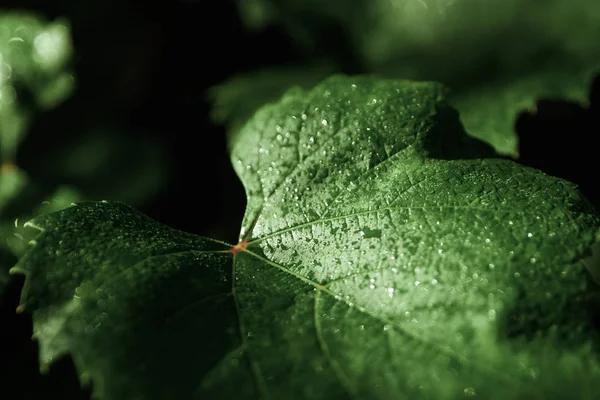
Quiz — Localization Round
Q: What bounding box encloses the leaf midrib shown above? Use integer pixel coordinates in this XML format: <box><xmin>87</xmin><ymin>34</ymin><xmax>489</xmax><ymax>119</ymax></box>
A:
<box><xmin>246</xmin><ymin>204</ymin><xmax>496</xmax><ymax>246</ymax></box>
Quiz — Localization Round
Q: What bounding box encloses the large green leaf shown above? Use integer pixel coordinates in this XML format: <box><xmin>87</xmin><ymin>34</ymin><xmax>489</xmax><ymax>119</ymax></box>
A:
<box><xmin>12</xmin><ymin>76</ymin><xmax>600</xmax><ymax>399</ymax></box>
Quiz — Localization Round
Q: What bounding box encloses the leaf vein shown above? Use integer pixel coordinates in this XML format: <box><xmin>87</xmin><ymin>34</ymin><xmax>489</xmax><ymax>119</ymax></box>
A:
<box><xmin>231</xmin><ymin>255</ymin><xmax>270</xmax><ymax>399</ymax></box>
<box><xmin>321</xmin><ymin>145</ymin><xmax>419</xmax><ymax>218</ymax></box>
<box><xmin>313</xmin><ymin>290</ymin><xmax>359</xmax><ymax>399</ymax></box>
<box><xmin>248</xmin><ymin>205</ymin><xmax>494</xmax><ymax>245</ymax></box>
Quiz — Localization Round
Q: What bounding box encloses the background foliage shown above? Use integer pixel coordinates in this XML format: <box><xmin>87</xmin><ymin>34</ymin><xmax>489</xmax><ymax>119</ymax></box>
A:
<box><xmin>0</xmin><ymin>0</ymin><xmax>598</xmax><ymax>398</ymax></box>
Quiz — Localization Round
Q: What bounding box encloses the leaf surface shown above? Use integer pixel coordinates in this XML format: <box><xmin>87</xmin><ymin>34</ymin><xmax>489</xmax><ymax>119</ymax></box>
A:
<box><xmin>13</xmin><ymin>201</ymin><xmax>238</xmax><ymax>399</ymax></box>
<box><xmin>14</xmin><ymin>76</ymin><xmax>600</xmax><ymax>399</ymax></box>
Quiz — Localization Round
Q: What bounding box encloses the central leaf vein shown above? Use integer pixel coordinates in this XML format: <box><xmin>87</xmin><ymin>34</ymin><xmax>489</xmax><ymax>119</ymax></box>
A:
<box><xmin>248</xmin><ymin>205</ymin><xmax>493</xmax><ymax>244</ymax></box>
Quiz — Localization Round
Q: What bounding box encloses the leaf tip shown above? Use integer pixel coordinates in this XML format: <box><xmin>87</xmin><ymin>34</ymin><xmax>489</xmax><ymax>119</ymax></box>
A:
<box><xmin>15</xmin><ymin>304</ymin><xmax>25</xmax><ymax>314</ymax></box>
<box><xmin>9</xmin><ymin>266</ymin><xmax>22</xmax><ymax>275</ymax></box>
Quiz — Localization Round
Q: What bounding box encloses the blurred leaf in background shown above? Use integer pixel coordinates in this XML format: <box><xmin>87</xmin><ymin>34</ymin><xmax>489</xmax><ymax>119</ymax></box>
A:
<box><xmin>0</xmin><ymin>12</ymin><xmax>74</xmax><ymax>163</ymax></box>
<box><xmin>222</xmin><ymin>0</ymin><xmax>600</xmax><ymax>155</ymax></box>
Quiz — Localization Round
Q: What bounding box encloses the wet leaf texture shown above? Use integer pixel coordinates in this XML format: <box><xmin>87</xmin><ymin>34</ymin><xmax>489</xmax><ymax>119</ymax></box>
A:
<box><xmin>13</xmin><ymin>76</ymin><xmax>600</xmax><ymax>399</ymax></box>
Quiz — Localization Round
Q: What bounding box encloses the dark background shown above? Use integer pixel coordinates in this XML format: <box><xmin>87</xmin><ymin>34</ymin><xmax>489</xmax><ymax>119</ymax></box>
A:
<box><xmin>1</xmin><ymin>1</ymin><xmax>599</xmax><ymax>399</ymax></box>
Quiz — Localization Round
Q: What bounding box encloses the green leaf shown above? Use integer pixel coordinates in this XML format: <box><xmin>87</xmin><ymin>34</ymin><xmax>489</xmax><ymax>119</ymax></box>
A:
<box><xmin>448</xmin><ymin>66</ymin><xmax>599</xmax><ymax>156</ymax></box>
<box><xmin>231</xmin><ymin>0</ymin><xmax>600</xmax><ymax>154</ymax></box>
<box><xmin>14</xmin><ymin>76</ymin><xmax>600</xmax><ymax>399</ymax></box>
<box><xmin>13</xmin><ymin>201</ymin><xmax>236</xmax><ymax>399</ymax></box>
<box><xmin>0</xmin><ymin>12</ymin><xmax>74</xmax><ymax>163</ymax></box>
